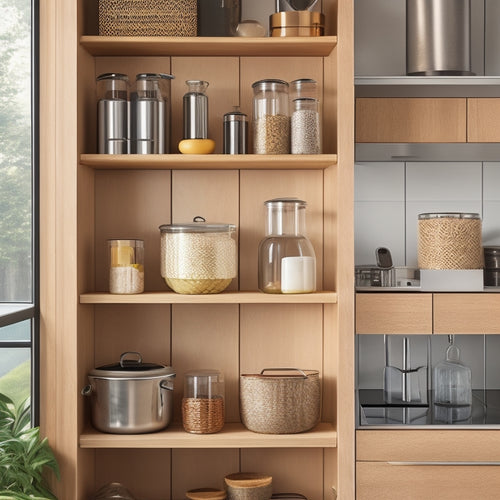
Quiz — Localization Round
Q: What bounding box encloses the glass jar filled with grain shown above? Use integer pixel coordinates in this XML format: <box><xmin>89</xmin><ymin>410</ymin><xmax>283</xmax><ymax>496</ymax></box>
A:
<box><xmin>252</xmin><ymin>79</ymin><xmax>290</xmax><ymax>154</ymax></box>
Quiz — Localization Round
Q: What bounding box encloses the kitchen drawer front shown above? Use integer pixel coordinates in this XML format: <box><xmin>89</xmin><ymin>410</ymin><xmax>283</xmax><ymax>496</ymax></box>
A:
<box><xmin>357</xmin><ymin>461</ymin><xmax>500</xmax><ymax>500</ymax></box>
<box><xmin>355</xmin><ymin>98</ymin><xmax>467</xmax><ymax>143</ymax></box>
<box><xmin>468</xmin><ymin>98</ymin><xmax>500</xmax><ymax>142</ymax></box>
<box><xmin>355</xmin><ymin>293</ymin><xmax>432</xmax><ymax>334</ymax></box>
<box><xmin>434</xmin><ymin>293</ymin><xmax>500</xmax><ymax>334</ymax></box>
<box><xmin>357</xmin><ymin>430</ymin><xmax>500</xmax><ymax>462</ymax></box>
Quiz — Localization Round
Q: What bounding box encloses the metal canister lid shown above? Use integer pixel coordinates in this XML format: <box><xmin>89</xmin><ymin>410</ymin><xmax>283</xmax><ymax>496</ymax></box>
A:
<box><xmin>418</xmin><ymin>212</ymin><xmax>480</xmax><ymax>220</ymax></box>
<box><xmin>223</xmin><ymin>109</ymin><xmax>248</xmax><ymax>122</ymax></box>
<box><xmin>135</xmin><ymin>73</ymin><xmax>175</xmax><ymax>80</ymax></box>
<box><xmin>96</xmin><ymin>73</ymin><xmax>129</xmax><ymax>82</ymax></box>
<box><xmin>252</xmin><ymin>78</ymin><xmax>289</xmax><ymax>91</ymax></box>
<box><xmin>265</xmin><ymin>197</ymin><xmax>306</xmax><ymax>207</ymax></box>
<box><xmin>159</xmin><ymin>217</ymin><xmax>236</xmax><ymax>234</ymax></box>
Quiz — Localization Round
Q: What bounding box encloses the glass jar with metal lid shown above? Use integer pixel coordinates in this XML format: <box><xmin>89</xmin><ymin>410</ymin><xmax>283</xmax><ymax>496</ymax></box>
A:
<box><xmin>159</xmin><ymin>218</ymin><xmax>237</xmax><ymax>294</ymax></box>
<box><xmin>252</xmin><ymin>79</ymin><xmax>290</xmax><ymax>154</ymax></box>
<box><xmin>418</xmin><ymin>212</ymin><xmax>482</xmax><ymax>270</ymax></box>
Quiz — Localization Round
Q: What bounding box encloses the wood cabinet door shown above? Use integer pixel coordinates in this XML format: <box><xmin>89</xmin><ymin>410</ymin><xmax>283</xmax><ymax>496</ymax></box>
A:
<box><xmin>355</xmin><ymin>98</ymin><xmax>467</xmax><ymax>143</ymax></box>
<box><xmin>357</xmin><ymin>462</ymin><xmax>500</xmax><ymax>500</ymax></box>
<box><xmin>468</xmin><ymin>98</ymin><xmax>500</xmax><ymax>142</ymax></box>
<box><xmin>356</xmin><ymin>293</ymin><xmax>432</xmax><ymax>334</ymax></box>
<box><xmin>433</xmin><ymin>293</ymin><xmax>500</xmax><ymax>334</ymax></box>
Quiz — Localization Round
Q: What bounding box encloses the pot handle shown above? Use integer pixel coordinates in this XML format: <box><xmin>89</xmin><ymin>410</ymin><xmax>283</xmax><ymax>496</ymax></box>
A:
<box><xmin>81</xmin><ymin>384</ymin><xmax>93</xmax><ymax>396</ymax></box>
<box><xmin>260</xmin><ymin>368</ymin><xmax>308</xmax><ymax>379</ymax></box>
<box><xmin>120</xmin><ymin>351</ymin><xmax>142</xmax><ymax>367</ymax></box>
<box><xmin>160</xmin><ymin>377</ymin><xmax>175</xmax><ymax>391</ymax></box>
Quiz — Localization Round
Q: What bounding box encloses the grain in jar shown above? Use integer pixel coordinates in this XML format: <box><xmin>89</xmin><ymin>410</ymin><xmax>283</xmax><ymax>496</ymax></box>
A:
<box><xmin>252</xmin><ymin>79</ymin><xmax>290</xmax><ymax>154</ymax></box>
<box><xmin>108</xmin><ymin>239</ymin><xmax>144</xmax><ymax>294</ymax></box>
<box><xmin>159</xmin><ymin>220</ymin><xmax>236</xmax><ymax>294</ymax></box>
<box><xmin>291</xmin><ymin>98</ymin><xmax>320</xmax><ymax>154</ymax></box>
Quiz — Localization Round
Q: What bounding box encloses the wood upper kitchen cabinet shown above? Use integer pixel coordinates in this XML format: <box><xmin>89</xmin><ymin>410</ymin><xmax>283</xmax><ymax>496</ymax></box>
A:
<box><xmin>39</xmin><ymin>0</ymin><xmax>354</xmax><ymax>499</ymax></box>
<box><xmin>355</xmin><ymin>98</ymin><xmax>467</xmax><ymax>143</ymax></box>
<box><xmin>467</xmin><ymin>98</ymin><xmax>500</xmax><ymax>142</ymax></box>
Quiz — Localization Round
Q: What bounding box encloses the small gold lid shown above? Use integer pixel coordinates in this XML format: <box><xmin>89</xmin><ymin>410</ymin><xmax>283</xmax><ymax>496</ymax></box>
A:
<box><xmin>270</xmin><ymin>11</ymin><xmax>325</xmax><ymax>29</ymax></box>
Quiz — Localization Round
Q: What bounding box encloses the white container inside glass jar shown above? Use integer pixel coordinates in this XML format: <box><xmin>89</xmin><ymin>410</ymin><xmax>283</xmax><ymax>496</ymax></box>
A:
<box><xmin>159</xmin><ymin>220</ymin><xmax>237</xmax><ymax>294</ymax></box>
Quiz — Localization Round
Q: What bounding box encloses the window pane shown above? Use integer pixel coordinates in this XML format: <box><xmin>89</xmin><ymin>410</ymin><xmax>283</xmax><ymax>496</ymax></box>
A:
<box><xmin>0</xmin><ymin>347</ymin><xmax>31</xmax><ymax>407</ymax></box>
<box><xmin>0</xmin><ymin>0</ymin><xmax>32</xmax><ymax>302</ymax></box>
<box><xmin>0</xmin><ymin>318</ymin><xmax>31</xmax><ymax>341</ymax></box>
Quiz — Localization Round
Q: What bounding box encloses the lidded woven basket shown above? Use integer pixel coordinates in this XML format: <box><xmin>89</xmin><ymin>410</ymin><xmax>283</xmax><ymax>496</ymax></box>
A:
<box><xmin>99</xmin><ymin>0</ymin><xmax>197</xmax><ymax>37</ymax></box>
<box><xmin>418</xmin><ymin>212</ymin><xmax>483</xmax><ymax>270</ymax></box>
<box><xmin>240</xmin><ymin>368</ymin><xmax>320</xmax><ymax>434</ymax></box>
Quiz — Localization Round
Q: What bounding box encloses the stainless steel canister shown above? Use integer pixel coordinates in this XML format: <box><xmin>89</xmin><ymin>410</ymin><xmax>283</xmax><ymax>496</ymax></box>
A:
<box><xmin>129</xmin><ymin>73</ymin><xmax>174</xmax><ymax>154</ymax></box>
<box><xmin>183</xmin><ymin>80</ymin><xmax>209</xmax><ymax>139</ymax></box>
<box><xmin>223</xmin><ymin>107</ymin><xmax>248</xmax><ymax>154</ymax></box>
<box><xmin>406</xmin><ymin>0</ymin><xmax>473</xmax><ymax>76</ymax></box>
<box><xmin>97</xmin><ymin>73</ymin><xmax>129</xmax><ymax>154</ymax></box>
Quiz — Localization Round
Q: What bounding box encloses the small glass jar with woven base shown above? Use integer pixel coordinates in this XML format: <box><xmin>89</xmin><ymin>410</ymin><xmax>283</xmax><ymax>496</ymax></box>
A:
<box><xmin>182</xmin><ymin>370</ymin><xmax>225</xmax><ymax>434</ymax></box>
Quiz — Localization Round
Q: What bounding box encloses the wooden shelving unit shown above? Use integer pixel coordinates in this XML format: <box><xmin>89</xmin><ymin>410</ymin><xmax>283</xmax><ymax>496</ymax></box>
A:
<box><xmin>80</xmin><ymin>35</ymin><xmax>338</xmax><ymax>57</ymax></box>
<box><xmin>80</xmin><ymin>291</ymin><xmax>338</xmax><ymax>305</ymax></box>
<box><xmin>80</xmin><ymin>423</ymin><xmax>337</xmax><ymax>449</ymax></box>
<box><xmin>80</xmin><ymin>153</ymin><xmax>338</xmax><ymax>170</ymax></box>
<box><xmin>40</xmin><ymin>1</ymin><xmax>354</xmax><ymax>498</ymax></box>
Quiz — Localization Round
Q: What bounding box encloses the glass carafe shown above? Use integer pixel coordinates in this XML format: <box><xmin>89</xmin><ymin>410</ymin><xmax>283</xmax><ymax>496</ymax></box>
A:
<box><xmin>433</xmin><ymin>343</ymin><xmax>472</xmax><ymax>423</ymax></box>
<box><xmin>258</xmin><ymin>198</ymin><xmax>316</xmax><ymax>294</ymax></box>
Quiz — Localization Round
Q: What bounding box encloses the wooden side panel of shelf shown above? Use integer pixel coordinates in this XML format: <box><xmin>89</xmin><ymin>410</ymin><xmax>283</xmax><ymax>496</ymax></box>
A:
<box><xmin>356</xmin><ymin>293</ymin><xmax>433</xmax><ymax>334</ymax></box>
<box><xmin>434</xmin><ymin>293</ymin><xmax>500</xmax><ymax>334</ymax></box>
<box><xmin>468</xmin><ymin>98</ymin><xmax>500</xmax><ymax>142</ymax></box>
<box><xmin>355</xmin><ymin>98</ymin><xmax>467</xmax><ymax>143</ymax></box>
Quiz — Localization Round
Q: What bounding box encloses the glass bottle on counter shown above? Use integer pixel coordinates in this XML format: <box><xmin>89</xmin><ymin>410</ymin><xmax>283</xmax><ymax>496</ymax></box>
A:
<box><xmin>258</xmin><ymin>198</ymin><xmax>316</xmax><ymax>294</ymax></box>
<box><xmin>252</xmin><ymin>79</ymin><xmax>290</xmax><ymax>154</ymax></box>
<box><xmin>96</xmin><ymin>73</ymin><xmax>129</xmax><ymax>154</ymax></box>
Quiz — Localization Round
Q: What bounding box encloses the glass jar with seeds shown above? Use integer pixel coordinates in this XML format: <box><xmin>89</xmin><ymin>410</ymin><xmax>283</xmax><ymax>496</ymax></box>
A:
<box><xmin>108</xmin><ymin>239</ymin><xmax>144</xmax><ymax>294</ymax></box>
<box><xmin>159</xmin><ymin>219</ymin><xmax>237</xmax><ymax>294</ymax></box>
<box><xmin>291</xmin><ymin>97</ymin><xmax>321</xmax><ymax>154</ymax></box>
<box><xmin>252</xmin><ymin>79</ymin><xmax>290</xmax><ymax>154</ymax></box>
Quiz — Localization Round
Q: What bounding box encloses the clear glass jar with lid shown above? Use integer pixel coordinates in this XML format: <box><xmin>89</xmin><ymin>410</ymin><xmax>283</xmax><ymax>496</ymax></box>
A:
<box><xmin>159</xmin><ymin>218</ymin><xmax>237</xmax><ymax>294</ymax></box>
<box><xmin>258</xmin><ymin>198</ymin><xmax>316</xmax><ymax>294</ymax></box>
<box><xmin>252</xmin><ymin>79</ymin><xmax>290</xmax><ymax>154</ymax></box>
<box><xmin>107</xmin><ymin>239</ymin><xmax>144</xmax><ymax>294</ymax></box>
<box><xmin>182</xmin><ymin>369</ymin><xmax>225</xmax><ymax>434</ymax></box>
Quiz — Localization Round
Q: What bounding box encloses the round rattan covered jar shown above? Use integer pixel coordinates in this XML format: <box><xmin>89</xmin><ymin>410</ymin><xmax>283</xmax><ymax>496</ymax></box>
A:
<box><xmin>182</xmin><ymin>369</ymin><xmax>225</xmax><ymax>434</ymax></box>
<box><xmin>159</xmin><ymin>219</ymin><xmax>237</xmax><ymax>294</ymax></box>
<box><xmin>418</xmin><ymin>212</ymin><xmax>483</xmax><ymax>270</ymax></box>
<box><xmin>224</xmin><ymin>473</ymin><xmax>272</xmax><ymax>500</ymax></box>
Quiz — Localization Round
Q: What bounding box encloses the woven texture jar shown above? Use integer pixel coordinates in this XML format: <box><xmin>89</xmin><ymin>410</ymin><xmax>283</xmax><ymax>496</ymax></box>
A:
<box><xmin>418</xmin><ymin>212</ymin><xmax>483</xmax><ymax>270</ymax></box>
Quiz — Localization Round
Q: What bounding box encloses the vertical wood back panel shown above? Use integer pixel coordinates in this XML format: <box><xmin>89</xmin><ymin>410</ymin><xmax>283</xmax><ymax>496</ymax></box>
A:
<box><xmin>96</xmin><ymin>449</ymin><xmax>171</xmax><ymax>500</ymax></box>
<box><xmin>239</xmin><ymin>170</ymin><xmax>324</xmax><ymax>291</ymax></box>
<box><xmin>170</xmin><ymin>57</ymin><xmax>240</xmax><ymax>154</ymax></box>
<box><xmin>94</xmin><ymin>170</ymin><xmax>171</xmax><ymax>292</ymax></box>
<box><xmin>172</xmin><ymin>449</ymin><xmax>239</xmax><ymax>498</ymax></box>
<box><xmin>171</xmin><ymin>304</ymin><xmax>240</xmax><ymax>423</ymax></box>
<box><xmin>241</xmin><ymin>448</ymin><xmax>325</xmax><ymax>499</ymax></box>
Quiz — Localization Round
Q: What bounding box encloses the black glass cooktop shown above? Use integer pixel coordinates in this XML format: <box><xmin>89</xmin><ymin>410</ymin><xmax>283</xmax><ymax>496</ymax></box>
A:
<box><xmin>358</xmin><ymin>389</ymin><xmax>500</xmax><ymax>426</ymax></box>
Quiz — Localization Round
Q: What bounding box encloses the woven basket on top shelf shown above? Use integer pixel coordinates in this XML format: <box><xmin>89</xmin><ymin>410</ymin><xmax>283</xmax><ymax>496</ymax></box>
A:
<box><xmin>99</xmin><ymin>0</ymin><xmax>197</xmax><ymax>36</ymax></box>
<box><xmin>240</xmin><ymin>368</ymin><xmax>320</xmax><ymax>434</ymax></box>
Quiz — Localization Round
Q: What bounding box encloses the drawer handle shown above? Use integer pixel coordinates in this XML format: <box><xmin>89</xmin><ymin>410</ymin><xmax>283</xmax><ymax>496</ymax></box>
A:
<box><xmin>388</xmin><ymin>461</ymin><xmax>500</xmax><ymax>466</ymax></box>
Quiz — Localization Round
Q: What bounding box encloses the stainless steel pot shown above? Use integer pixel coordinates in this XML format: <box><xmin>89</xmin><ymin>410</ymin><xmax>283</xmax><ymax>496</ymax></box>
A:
<box><xmin>82</xmin><ymin>351</ymin><xmax>175</xmax><ymax>434</ymax></box>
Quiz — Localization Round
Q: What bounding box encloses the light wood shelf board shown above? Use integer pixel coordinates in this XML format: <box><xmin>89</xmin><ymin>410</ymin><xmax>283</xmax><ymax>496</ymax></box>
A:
<box><xmin>80</xmin><ymin>36</ymin><xmax>337</xmax><ymax>57</ymax></box>
<box><xmin>80</xmin><ymin>422</ymin><xmax>337</xmax><ymax>449</ymax></box>
<box><xmin>80</xmin><ymin>154</ymin><xmax>338</xmax><ymax>170</ymax></box>
<box><xmin>80</xmin><ymin>291</ymin><xmax>338</xmax><ymax>304</ymax></box>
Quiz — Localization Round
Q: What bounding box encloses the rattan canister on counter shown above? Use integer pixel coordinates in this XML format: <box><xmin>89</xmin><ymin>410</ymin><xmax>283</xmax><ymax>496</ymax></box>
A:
<box><xmin>240</xmin><ymin>368</ymin><xmax>320</xmax><ymax>434</ymax></box>
<box><xmin>418</xmin><ymin>212</ymin><xmax>483</xmax><ymax>270</ymax></box>
<box><xmin>99</xmin><ymin>0</ymin><xmax>197</xmax><ymax>36</ymax></box>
